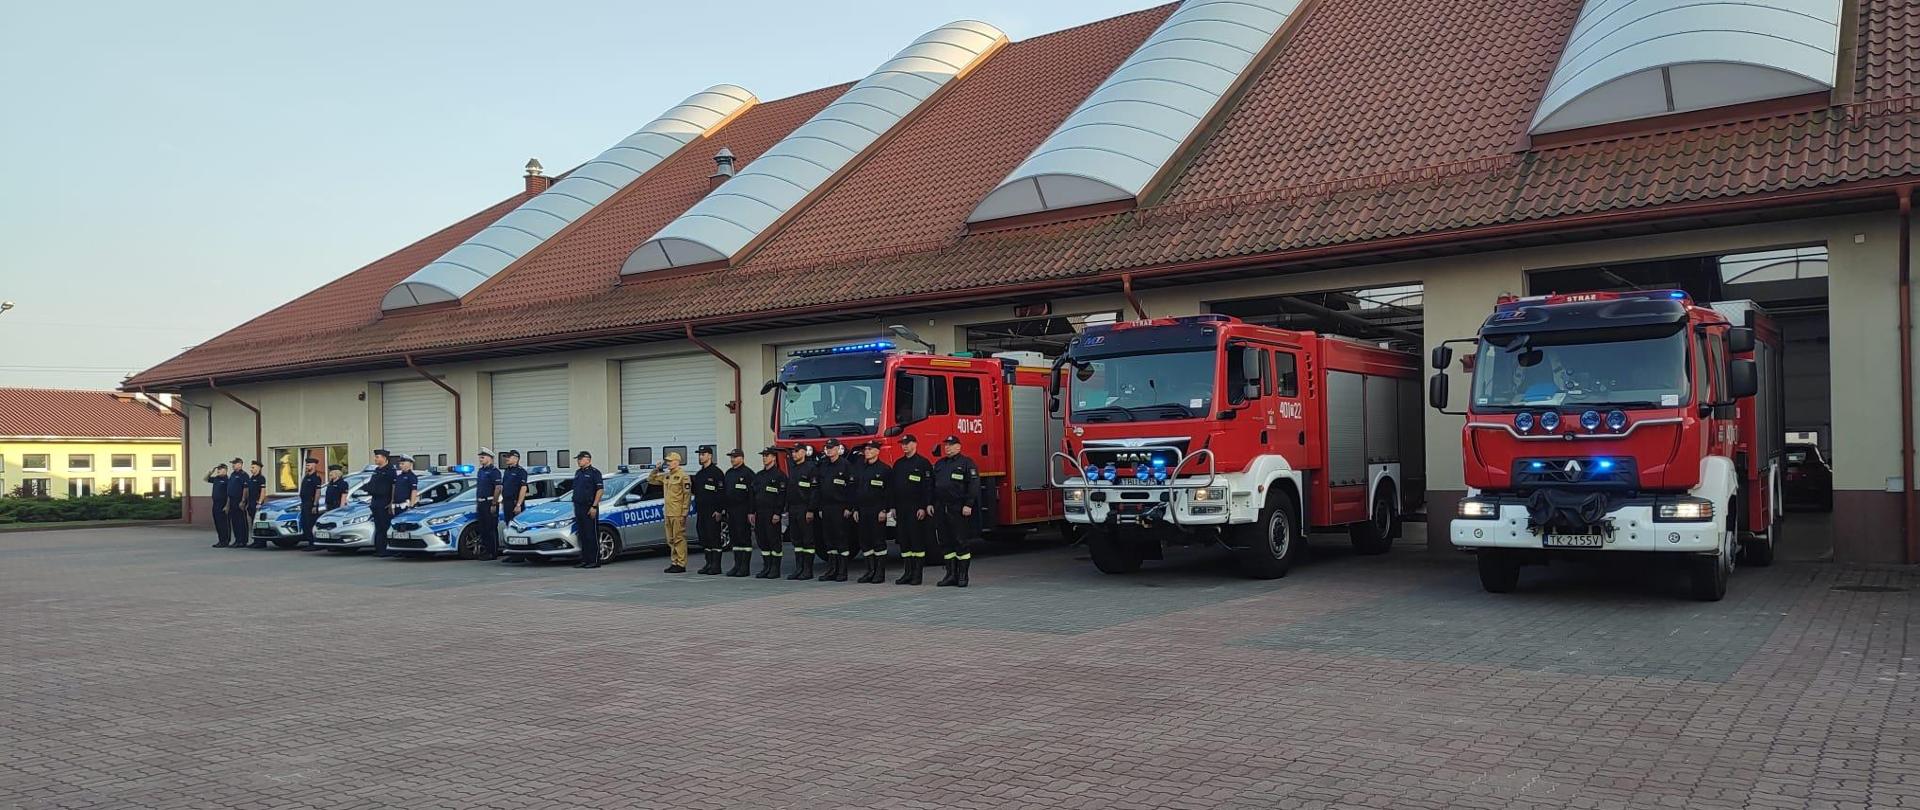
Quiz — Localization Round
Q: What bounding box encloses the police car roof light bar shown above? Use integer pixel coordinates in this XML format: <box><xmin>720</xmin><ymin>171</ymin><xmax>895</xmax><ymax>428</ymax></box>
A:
<box><xmin>529</xmin><ymin>465</ymin><xmax>551</xmax><ymax>474</ymax></box>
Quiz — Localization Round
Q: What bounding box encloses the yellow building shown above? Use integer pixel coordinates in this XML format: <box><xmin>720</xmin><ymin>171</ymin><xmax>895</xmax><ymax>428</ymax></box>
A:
<box><xmin>0</xmin><ymin>388</ymin><xmax>184</xmax><ymax>498</ymax></box>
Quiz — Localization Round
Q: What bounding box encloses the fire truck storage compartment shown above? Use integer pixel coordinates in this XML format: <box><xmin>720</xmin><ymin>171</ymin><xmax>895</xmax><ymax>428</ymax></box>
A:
<box><xmin>1322</xmin><ymin>366</ymin><xmax>1421</xmax><ymax>525</ymax></box>
<box><xmin>1009</xmin><ymin>382</ymin><xmax>1058</xmax><ymax>493</ymax></box>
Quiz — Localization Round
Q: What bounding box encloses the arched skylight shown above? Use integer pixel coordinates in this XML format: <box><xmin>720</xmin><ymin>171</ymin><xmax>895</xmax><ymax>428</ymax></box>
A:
<box><xmin>624</xmin><ymin>21</ymin><xmax>1007</xmax><ymax>276</ymax></box>
<box><xmin>1531</xmin><ymin>0</ymin><xmax>1841</xmax><ymax>135</ymax></box>
<box><xmin>967</xmin><ymin>0</ymin><xmax>1305</xmax><ymax>224</ymax></box>
<box><xmin>382</xmin><ymin>85</ymin><xmax>757</xmax><ymax>310</ymax></box>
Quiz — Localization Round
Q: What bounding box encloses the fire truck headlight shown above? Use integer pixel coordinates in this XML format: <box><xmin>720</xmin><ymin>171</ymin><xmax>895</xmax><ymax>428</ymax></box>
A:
<box><xmin>1657</xmin><ymin>498</ymin><xmax>1714</xmax><ymax>521</ymax></box>
<box><xmin>1458</xmin><ymin>499</ymin><xmax>1498</xmax><ymax>518</ymax></box>
<box><xmin>1607</xmin><ymin>410</ymin><xmax>1628</xmax><ymax>431</ymax></box>
<box><xmin>1540</xmin><ymin>411</ymin><xmax>1561</xmax><ymax>432</ymax></box>
<box><xmin>1580</xmin><ymin>410</ymin><xmax>1601</xmax><ymax>431</ymax></box>
<box><xmin>1515</xmin><ymin>412</ymin><xmax>1535</xmax><ymax>432</ymax></box>
<box><xmin>1064</xmin><ymin>489</ymin><xmax>1085</xmax><ymax>505</ymax></box>
<box><xmin>1192</xmin><ymin>487</ymin><xmax>1227</xmax><ymax>502</ymax></box>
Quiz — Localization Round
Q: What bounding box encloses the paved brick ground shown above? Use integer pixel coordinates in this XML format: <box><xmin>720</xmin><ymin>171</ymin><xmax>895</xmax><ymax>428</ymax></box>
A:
<box><xmin>4</xmin><ymin>525</ymin><xmax>1917</xmax><ymax>809</ymax></box>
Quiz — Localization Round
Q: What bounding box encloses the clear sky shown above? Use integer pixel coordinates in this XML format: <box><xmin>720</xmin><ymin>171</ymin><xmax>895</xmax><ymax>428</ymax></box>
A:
<box><xmin>0</xmin><ymin>0</ymin><xmax>1151</xmax><ymax>390</ymax></box>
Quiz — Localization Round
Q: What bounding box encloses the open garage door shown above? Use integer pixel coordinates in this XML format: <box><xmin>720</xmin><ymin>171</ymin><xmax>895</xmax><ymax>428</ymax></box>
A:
<box><xmin>382</xmin><ymin>380</ymin><xmax>452</xmax><ymax>467</ymax></box>
<box><xmin>620</xmin><ymin>355</ymin><xmax>721</xmax><ymax>467</ymax></box>
<box><xmin>492</xmin><ymin>367</ymin><xmax>569</xmax><ymax>466</ymax></box>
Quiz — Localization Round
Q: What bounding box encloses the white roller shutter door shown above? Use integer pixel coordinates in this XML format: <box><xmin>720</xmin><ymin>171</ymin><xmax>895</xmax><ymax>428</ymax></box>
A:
<box><xmin>382</xmin><ymin>380</ymin><xmax>452</xmax><ymax>464</ymax></box>
<box><xmin>620</xmin><ymin>354</ymin><xmax>721</xmax><ymax>466</ymax></box>
<box><xmin>492</xmin><ymin>367</ymin><xmax>570</xmax><ymax>462</ymax></box>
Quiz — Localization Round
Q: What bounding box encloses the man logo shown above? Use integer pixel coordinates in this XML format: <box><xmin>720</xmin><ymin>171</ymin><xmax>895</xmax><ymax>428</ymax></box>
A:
<box><xmin>1563</xmin><ymin>460</ymin><xmax>1583</xmax><ymax>474</ymax></box>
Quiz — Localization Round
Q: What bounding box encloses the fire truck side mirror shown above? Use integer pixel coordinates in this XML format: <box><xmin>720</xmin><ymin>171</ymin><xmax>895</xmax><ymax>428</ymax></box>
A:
<box><xmin>1048</xmin><ymin>394</ymin><xmax>1061</xmax><ymax>415</ymax></box>
<box><xmin>758</xmin><ymin>380</ymin><xmax>780</xmax><ymax>396</ymax></box>
<box><xmin>1727</xmin><ymin>359</ymin><xmax>1758</xmax><ymax>400</ymax></box>
<box><xmin>1430</xmin><ymin>345</ymin><xmax>1452</xmax><ymax>370</ymax></box>
<box><xmin>1726</xmin><ymin>327</ymin><xmax>1755</xmax><ymax>354</ymax></box>
<box><xmin>1428</xmin><ymin>373</ymin><xmax>1449</xmax><ymax>411</ymax></box>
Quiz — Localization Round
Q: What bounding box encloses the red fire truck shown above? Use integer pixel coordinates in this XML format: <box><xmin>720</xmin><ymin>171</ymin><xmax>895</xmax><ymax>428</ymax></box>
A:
<box><xmin>1049</xmin><ymin>315</ymin><xmax>1422</xmax><ymax>578</ymax></box>
<box><xmin>1429</xmin><ymin>290</ymin><xmax>1783</xmax><ymax>601</ymax></box>
<box><xmin>761</xmin><ymin>340</ymin><xmax>1062</xmax><ymax>533</ymax></box>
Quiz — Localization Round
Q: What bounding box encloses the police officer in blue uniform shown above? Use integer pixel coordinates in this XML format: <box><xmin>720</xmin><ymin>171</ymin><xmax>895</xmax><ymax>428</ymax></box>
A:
<box><xmin>298</xmin><ymin>457</ymin><xmax>323</xmax><ymax>549</ymax></box>
<box><xmin>242</xmin><ymin>460</ymin><xmax>268</xmax><ymax>548</ymax></box>
<box><xmin>386</xmin><ymin>456</ymin><xmax>419</xmax><ymax>557</ymax></box>
<box><xmin>365</xmin><ymin>450</ymin><xmax>397</xmax><ymax>556</ymax></box>
<box><xmin>473</xmin><ymin>448</ymin><xmax>502</xmax><ymax>560</ymax></box>
<box><xmin>324</xmin><ymin>465</ymin><xmax>350</xmax><ymax>509</ymax></box>
<box><xmin>498</xmin><ymin>450</ymin><xmax>530</xmax><ymax>564</ymax></box>
<box><xmin>570</xmin><ymin>451</ymin><xmax>605</xmax><ymax>569</ymax></box>
<box><xmin>225</xmin><ymin>459</ymin><xmax>250</xmax><ymax>550</ymax></box>
<box><xmin>206</xmin><ymin>463</ymin><xmax>231</xmax><ymax>547</ymax></box>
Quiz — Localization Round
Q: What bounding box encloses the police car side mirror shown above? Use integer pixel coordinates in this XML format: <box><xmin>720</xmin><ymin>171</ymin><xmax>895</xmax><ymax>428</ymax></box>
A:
<box><xmin>620</xmin><ymin>493</ymin><xmax>643</xmax><ymax>505</ymax></box>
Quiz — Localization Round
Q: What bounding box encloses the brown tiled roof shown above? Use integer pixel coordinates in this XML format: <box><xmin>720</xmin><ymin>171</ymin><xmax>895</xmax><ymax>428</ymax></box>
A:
<box><xmin>0</xmin><ymin>388</ymin><xmax>181</xmax><ymax>440</ymax></box>
<box><xmin>128</xmin><ymin>0</ymin><xmax>1920</xmax><ymax>389</ymax></box>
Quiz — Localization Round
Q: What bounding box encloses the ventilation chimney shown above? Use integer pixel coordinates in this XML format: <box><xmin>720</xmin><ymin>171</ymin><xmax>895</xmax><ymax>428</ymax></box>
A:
<box><xmin>708</xmin><ymin>148</ymin><xmax>736</xmax><ymax>191</ymax></box>
<box><xmin>524</xmin><ymin>158</ymin><xmax>550</xmax><ymax>195</ymax></box>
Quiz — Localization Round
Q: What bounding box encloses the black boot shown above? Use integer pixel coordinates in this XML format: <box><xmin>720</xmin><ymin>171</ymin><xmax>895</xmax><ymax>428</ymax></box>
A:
<box><xmin>787</xmin><ymin>552</ymin><xmax>810</xmax><ymax>580</ymax></box>
<box><xmin>829</xmin><ymin>554</ymin><xmax>849</xmax><ymax>582</ymax></box>
<box><xmin>697</xmin><ymin>550</ymin><xmax>719</xmax><ymax>575</ymax></box>
<box><xmin>910</xmin><ymin>557</ymin><xmax>925</xmax><ymax>585</ymax></box>
<box><xmin>872</xmin><ymin>554</ymin><xmax>887</xmax><ymax>585</ymax></box>
<box><xmin>854</xmin><ymin>553</ymin><xmax>873</xmax><ymax>583</ymax></box>
<box><xmin>955</xmin><ymin>558</ymin><xmax>970</xmax><ymax>588</ymax></box>
<box><xmin>212</xmin><ymin>541</ymin><xmax>229</xmax><ymax>548</ymax></box>
<box><xmin>757</xmin><ymin>553</ymin><xmax>777</xmax><ymax>579</ymax></box>
<box><xmin>726</xmin><ymin>550</ymin><xmax>750</xmax><ymax>577</ymax></box>
<box><xmin>895</xmin><ymin>555</ymin><xmax>916</xmax><ymax>584</ymax></box>
<box><xmin>936</xmin><ymin>556</ymin><xmax>959</xmax><ymax>587</ymax></box>
<box><xmin>818</xmin><ymin>555</ymin><xmax>839</xmax><ymax>582</ymax></box>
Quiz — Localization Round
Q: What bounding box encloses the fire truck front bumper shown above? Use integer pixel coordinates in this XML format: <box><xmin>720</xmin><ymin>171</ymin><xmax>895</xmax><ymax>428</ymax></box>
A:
<box><xmin>1062</xmin><ymin>479</ymin><xmax>1235</xmax><ymax>527</ymax></box>
<box><xmin>1450</xmin><ymin>496</ymin><xmax>1723</xmax><ymax>554</ymax></box>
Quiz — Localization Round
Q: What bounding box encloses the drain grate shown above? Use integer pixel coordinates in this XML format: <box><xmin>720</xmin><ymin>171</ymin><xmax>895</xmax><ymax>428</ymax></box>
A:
<box><xmin>1831</xmin><ymin>585</ymin><xmax>1908</xmax><ymax>593</ymax></box>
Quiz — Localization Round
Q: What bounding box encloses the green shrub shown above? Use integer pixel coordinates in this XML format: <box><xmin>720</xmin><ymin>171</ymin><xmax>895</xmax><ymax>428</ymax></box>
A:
<box><xmin>0</xmin><ymin>494</ymin><xmax>181</xmax><ymax>523</ymax></box>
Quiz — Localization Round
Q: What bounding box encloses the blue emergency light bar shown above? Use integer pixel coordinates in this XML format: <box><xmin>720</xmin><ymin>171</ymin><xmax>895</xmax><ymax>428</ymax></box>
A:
<box><xmin>529</xmin><ymin>465</ymin><xmax>550</xmax><ymax>474</ymax></box>
<box><xmin>1495</xmin><ymin>289</ymin><xmax>1690</xmax><ymax>313</ymax></box>
<box><xmin>789</xmin><ymin>340</ymin><xmax>895</xmax><ymax>357</ymax></box>
<box><xmin>616</xmin><ymin>465</ymin><xmax>631</xmax><ymax>474</ymax></box>
<box><xmin>451</xmin><ymin>464</ymin><xmax>475</xmax><ymax>474</ymax></box>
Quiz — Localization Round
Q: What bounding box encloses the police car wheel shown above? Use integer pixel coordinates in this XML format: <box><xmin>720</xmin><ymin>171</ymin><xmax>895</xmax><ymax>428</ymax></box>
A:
<box><xmin>456</xmin><ymin>527</ymin><xmax>480</xmax><ymax>560</ymax></box>
<box><xmin>595</xmin><ymin>526</ymin><xmax>621</xmax><ymax>563</ymax></box>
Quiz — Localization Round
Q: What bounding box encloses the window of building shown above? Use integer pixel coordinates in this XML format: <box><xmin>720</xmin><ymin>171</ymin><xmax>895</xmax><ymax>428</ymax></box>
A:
<box><xmin>272</xmin><ymin>445</ymin><xmax>349</xmax><ymax>492</ymax></box>
<box><xmin>23</xmin><ymin>454</ymin><xmax>47</xmax><ymax>472</ymax></box>
<box><xmin>110</xmin><ymin>477</ymin><xmax>138</xmax><ymax>495</ymax></box>
<box><xmin>627</xmin><ymin>447</ymin><xmax>653</xmax><ymax>466</ymax></box>
<box><xmin>68</xmin><ymin>454</ymin><xmax>93</xmax><ymax>472</ymax></box>
<box><xmin>0</xmin><ymin>455</ymin><xmax>6</xmax><ymax>472</ymax></box>
<box><xmin>111</xmin><ymin>454</ymin><xmax>135</xmax><ymax>471</ymax></box>
<box><xmin>69</xmin><ymin>478</ymin><xmax>95</xmax><ymax>497</ymax></box>
<box><xmin>527</xmin><ymin>450</ymin><xmax>550</xmax><ymax>467</ymax></box>
<box><xmin>153</xmin><ymin>477</ymin><xmax>176</xmax><ymax>496</ymax></box>
<box><xmin>954</xmin><ymin>377</ymin><xmax>983</xmax><ymax>416</ymax></box>
<box><xmin>437</xmin><ymin>453</ymin><xmax>448</xmax><ymax>468</ymax></box>
<box><xmin>20</xmin><ymin>479</ymin><xmax>50</xmax><ymax>497</ymax></box>
<box><xmin>152</xmin><ymin>454</ymin><xmax>175</xmax><ymax>471</ymax></box>
<box><xmin>1276</xmin><ymin>352</ymin><xmax>1299</xmax><ymax>398</ymax></box>
<box><xmin>558</xmin><ymin>451</ymin><xmax>571</xmax><ymax>469</ymax></box>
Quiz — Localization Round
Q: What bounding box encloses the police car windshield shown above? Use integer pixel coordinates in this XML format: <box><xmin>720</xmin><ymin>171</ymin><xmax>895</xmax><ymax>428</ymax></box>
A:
<box><xmin>1069</xmin><ymin>350</ymin><xmax>1214</xmax><ymax>422</ymax></box>
<box><xmin>1471</xmin><ymin>327</ymin><xmax>1689</xmax><ymax>410</ymax></box>
<box><xmin>601</xmin><ymin>475</ymin><xmax>639</xmax><ymax>503</ymax></box>
<box><xmin>778</xmin><ymin>377</ymin><xmax>883</xmax><ymax>437</ymax></box>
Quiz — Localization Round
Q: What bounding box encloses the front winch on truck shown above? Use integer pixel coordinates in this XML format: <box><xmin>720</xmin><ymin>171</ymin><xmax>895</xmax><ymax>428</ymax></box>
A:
<box><xmin>1049</xmin><ymin>315</ymin><xmax>1422</xmax><ymax>579</ymax></box>
<box><xmin>1429</xmin><ymin>290</ymin><xmax>1784</xmax><ymax>601</ymax></box>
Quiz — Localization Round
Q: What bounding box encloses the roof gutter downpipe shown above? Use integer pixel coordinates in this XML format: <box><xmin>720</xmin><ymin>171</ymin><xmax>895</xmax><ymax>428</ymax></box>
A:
<box><xmin>1899</xmin><ymin>186</ymin><xmax>1916</xmax><ymax>563</ymax></box>
<box><xmin>138</xmin><ymin>387</ymin><xmax>192</xmax><ymax>524</ymax></box>
<box><xmin>1121</xmin><ymin>273</ymin><xmax>1148</xmax><ymax>320</ymax></box>
<box><xmin>206</xmin><ymin>377</ymin><xmax>261</xmax><ymax>464</ymax></box>
<box><xmin>685</xmin><ymin>324</ymin><xmax>744</xmax><ymax>453</ymax></box>
<box><xmin>404</xmin><ymin>356</ymin><xmax>463</xmax><ymax>463</ymax></box>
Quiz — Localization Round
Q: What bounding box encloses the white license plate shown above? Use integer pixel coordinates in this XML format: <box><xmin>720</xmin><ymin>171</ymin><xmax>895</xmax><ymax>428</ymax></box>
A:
<box><xmin>314</xmin><ymin>530</ymin><xmax>332</xmax><ymax>540</ymax></box>
<box><xmin>1544</xmin><ymin>533</ymin><xmax>1604</xmax><ymax>548</ymax></box>
<box><xmin>507</xmin><ymin>536</ymin><xmax>532</xmax><ymax>547</ymax></box>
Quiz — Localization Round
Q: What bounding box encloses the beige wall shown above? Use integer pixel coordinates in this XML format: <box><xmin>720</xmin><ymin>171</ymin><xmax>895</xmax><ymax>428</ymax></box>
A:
<box><xmin>177</xmin><ymin>209</ymin><xmax>1911</xmax><ymax>532</ymax></box>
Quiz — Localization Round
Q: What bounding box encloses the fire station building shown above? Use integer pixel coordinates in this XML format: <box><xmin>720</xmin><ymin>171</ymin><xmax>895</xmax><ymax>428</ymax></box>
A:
<box><xmin>129</xmin><ymin>0</ymin><xmax>1920</xmax><ymax>562</ymax></box>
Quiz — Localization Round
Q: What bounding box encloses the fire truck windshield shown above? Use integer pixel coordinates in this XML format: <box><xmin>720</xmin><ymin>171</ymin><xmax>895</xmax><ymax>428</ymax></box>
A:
<box><xmin>1471</xmin><ymin>328</ymin><xmax>1689</xmax><ymax>410</ymax></box>
<box><xmin>778</xmin><ymin>377</ymin><xmax>884</xmax><ymax>437</ymax></box>
<box><xmin>1069</xmin><ymin>350</ymin><xmax>1215</xmax><ymax>422</ymax></box>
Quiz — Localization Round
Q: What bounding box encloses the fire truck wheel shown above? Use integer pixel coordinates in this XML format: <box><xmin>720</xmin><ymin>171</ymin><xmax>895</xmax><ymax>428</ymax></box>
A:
<box><xmin>1689</xmin><ymin>516</ymin><xmax>1732</xmax><ymax>601</ymax></box>
<box><xmin>1348</xmin><ymin>484</ymin><xmax>1399</xmax><ymax>555</ymax></box>
<box><xmin>1477</xmin><ymin>551</ymin><xmax>1519</xmax><ymax>593</ymax></box>
<box><xmin>1087</xmin><ymin>529</ymin><xmax>1144</xmax><ymax>574</ymax></box>
<box><xmin>1239</xmin><ymin>491</ymin><xmax>1300</xmax><ymax>579</ymax></box>
<box><xmin>1740</xmin><ymin>519</ymin><xmax>1777</xmax><ymax>567</ymax></box>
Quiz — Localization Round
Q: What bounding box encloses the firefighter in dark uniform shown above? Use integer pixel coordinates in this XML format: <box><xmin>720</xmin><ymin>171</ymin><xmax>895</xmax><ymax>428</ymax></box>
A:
<box><xmin>721</xmin><ymin>449</ymin><xmax>754</xmax><ymax>577</ymax></box>
<box><xmin>387</xmin><ymin>457</ymin><xmax>419</xmax><ymax>557</ymax></box>
<box><xmin>784</xmin><ymin>444</ymin><xmax>817</xmax><ymax>580</ymax></box>
<box><xmin>473</xmin><ymin>449</ymin><xmax>501</xmax><ymax>560</ymax></box>
<box><xmin>365</xmin><ymin>450</ymin><xmax>397</xmax><ymax>556</ymax></box>
<box><xmin>570</xmin><ymin>451</ymin><xmax>604</xmax><ymax>568</ymax></box>
<box><xmin>499</xmin><ymin>450</ymin><xmax>529</xmax><ymax>563</ymax></box>
<box><xmin>751</xmin><ymin>447</ymin><xmax>787</xmax><ymax>578</ymax></box>
<box><xmin>207</xmin><ymin>463</ymin><xmax>231</xmax><ymax>547</ymax></box>
<box><xmin>814</xmin><ymin>439</ymin><xmax>853</xmax><ymax>582</ymax></box>
<box><xmin>933</xmin><ymin>435</ymin><xmax>981</xmax><ymax>587</ymax></box>
<box><xmin>853</xmin><ymin>441</ymin><xmax>892</xmax><ymax>584</ymax></box>
<box><xmin>890</xmin><ymin>435</ymin><xmax>934</xmax><ymax>585</ymax></box>
<box><xmin>224</xmin><ymin>459</ymin><xmax>249</xmax><ymax>550</ymax></box>
<box><xmin>690</xmin><ymin>446</ymin><xmax>727</xmax><ymax>575</ymax></box>
<box><xmin>298</xmin><ymin>457</ymin><xmax>323</xmax><ymax>549</ymax></box>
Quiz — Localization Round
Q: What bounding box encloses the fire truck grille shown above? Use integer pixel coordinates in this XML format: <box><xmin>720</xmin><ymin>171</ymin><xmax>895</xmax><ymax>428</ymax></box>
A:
<box><xmin>1512</xmin><ymin>457</ymin><xmax>1639</xmax><ymax>491</ymax></box>
<box><xmin>1080</xmin><ymin>441</ymin><xmax>1189</xmax><ymax>471</ymax></box>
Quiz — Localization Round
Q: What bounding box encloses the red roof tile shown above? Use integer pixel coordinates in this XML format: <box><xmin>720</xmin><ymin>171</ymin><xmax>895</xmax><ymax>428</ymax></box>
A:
<box><xmin>128</xmin><ymin>0</ymin><xmax>1920</xmax><ymax>389</ymax></box>
<box><xmin>0</xmin><ymin>388</ymin><xmax>181</xmax><ymax>439</ymax></box>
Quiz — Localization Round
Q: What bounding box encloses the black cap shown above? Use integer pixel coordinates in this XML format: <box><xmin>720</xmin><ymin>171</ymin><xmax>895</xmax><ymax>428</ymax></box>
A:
<box><xmin>502</xmin><ymin>449</ymin><xmax>519</xmax><ymax>458</ymax></box>
<box><xmin>824</xmin><ymin>438</ymin><xmax>843</xmax><ymax>449</ymax></box>
<box><xmin>372</xmin><ymin>450</ymin><xmax>389</xmax><ymax>458</ymax></box>
<box><xmin>789</xmin><ymin>443</ymin><xmax>809</xmax><ymax>454</ymax></box>
<box><xmin>861</xmin><ymin>441</ymin><xmax>883</xmax><ymax>452</ymax></box>
<box><xmin>304</xmin><ymin>457</ymin><xmax>318</xmax><ymax>465</ymax></box>
<box><xmin>943</xmin><ymin>435</ymin><xmax>962</xmax><ymax>445</ymax></box>
<box><xmin>697</xmin><ymin>445</ymin><xmax>716</xmax><ymax>455</ymax></box>
<box><xmin>231</xmin><ymin>457</ymin><xmax>245</xmax><ymax>464</ymax></box>
<box><xmin>900</xmin><ymin>434</ymin><xmax>918</xmax><ymax>445</ymax></box>
<box><xmin>726</xmin><ymin>448</ymin><xmax>744</xmax><ymax>458</ymax></box>
<box><xmin>760</xmin><ymin>446</ymin><xmax>781</xmax><ymax>457</ymax></box>
<box><xmin>575</xmin><ymin>450</ymin><xmax>592</xmax><ymax>460</ymax></box>
<box><xmin>327</xmin><ymin>464</ymin><xmax>344</xmax><ymax>472</ymax></box>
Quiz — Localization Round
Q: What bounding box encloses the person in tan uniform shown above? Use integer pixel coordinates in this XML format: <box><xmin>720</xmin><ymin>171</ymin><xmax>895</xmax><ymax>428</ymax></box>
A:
<box><xmin>649</xmin><ymin>451</ymin><xmax>694</xmax><ymax>573</ymax></box>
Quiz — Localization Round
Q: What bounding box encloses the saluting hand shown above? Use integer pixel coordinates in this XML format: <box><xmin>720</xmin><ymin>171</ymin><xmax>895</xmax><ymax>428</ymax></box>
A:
<box><xmin>962</xmin><ymin>506</ymin><xmax>974</xmax><ymax>517</ymax></box>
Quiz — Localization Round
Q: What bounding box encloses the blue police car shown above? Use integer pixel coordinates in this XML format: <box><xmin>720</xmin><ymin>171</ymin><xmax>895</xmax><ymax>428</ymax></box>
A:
<box><xmin>386</xmin><ymin>471</ymin><xmax>574</xmax><ymax>558</ymax></box>
<box><xmin>311</xmin><ymin>473</ymin><xmax>475</xmax><ymax>553</ymax></box>
<box><xmin>502</xmin><ymin>472</ymin><xmax>692</xmax><ymax>564</ymax></box>
<box><xmin>250</xmin><ymin>471</ymin><xmax>373</xmax><ymax>548</ymax></box>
